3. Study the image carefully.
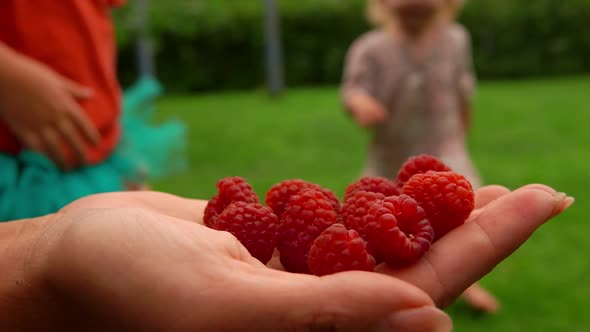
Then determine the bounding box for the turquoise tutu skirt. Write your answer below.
[0,76,186,221]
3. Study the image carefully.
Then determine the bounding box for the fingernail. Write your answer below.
[374,307,452,332]
[553,192,567,203]
[563,196,575,210]
[551,192,574,217]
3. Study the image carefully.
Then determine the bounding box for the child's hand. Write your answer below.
[346,92,387,127]
[0,55,99,169]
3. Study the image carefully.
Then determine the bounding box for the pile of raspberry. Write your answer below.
[204,154,475,276]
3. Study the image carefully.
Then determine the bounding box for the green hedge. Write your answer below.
[114,0,590,92]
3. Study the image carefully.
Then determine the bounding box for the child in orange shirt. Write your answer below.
[0,0,184,220]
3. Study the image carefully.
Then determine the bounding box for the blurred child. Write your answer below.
[341,0,498,312]
[0,0,185,221]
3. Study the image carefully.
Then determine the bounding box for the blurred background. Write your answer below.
[114,1,588,330]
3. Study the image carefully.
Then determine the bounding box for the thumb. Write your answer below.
[62,79,94,99]
[246,270,451,331]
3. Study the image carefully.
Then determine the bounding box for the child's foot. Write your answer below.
[125,182,150,191]
[462,283,500,313]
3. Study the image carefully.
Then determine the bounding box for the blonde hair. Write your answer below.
[367,0,466,27]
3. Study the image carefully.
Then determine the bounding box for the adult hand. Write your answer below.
[1,184,572,331]
[3,192,448,332]
[378,184,573,307]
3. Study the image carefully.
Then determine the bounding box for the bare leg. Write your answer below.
[125,182,150,191]
[461,282,500,313]
[125,169,150,191]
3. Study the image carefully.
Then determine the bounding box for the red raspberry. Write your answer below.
[341,191,385,239]
[277,189,339,273]
[266,179,340,218]
[363,195,434,267]
[402,171,474,241]
[204,177,259,228]
[343,177,399,203]
[395,154,451,192]
[204,194,222,228]
[308,224,376,276]
[215,202,279,264]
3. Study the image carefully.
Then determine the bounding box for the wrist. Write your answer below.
[0,215,56,329]
[0,43,50,95]
[0,43,26,87]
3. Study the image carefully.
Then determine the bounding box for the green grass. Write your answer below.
[153,76,589,331]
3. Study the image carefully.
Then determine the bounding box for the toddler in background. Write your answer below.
[341,0,497,312]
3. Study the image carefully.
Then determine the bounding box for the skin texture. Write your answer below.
[0,43,99,169]
[381,0,445,36]
[0,184,573,331]
[344,91,388,128]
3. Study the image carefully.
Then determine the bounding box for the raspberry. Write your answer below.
[215,202,279,264]
[395,154,451,192]
[341,191,385,239]
[343,177,399,203]
[204,194,222,228]
[204,176,259,228]
[266,179,340,218]
[402,171,474,241]
[308,224,376,276]
[363,195,434,267]
[277,189,339,273]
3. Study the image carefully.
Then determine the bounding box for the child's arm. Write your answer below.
[341,39,387,128]
[0,43,99,169]
[460,101,472,133]
[343,91,387,128]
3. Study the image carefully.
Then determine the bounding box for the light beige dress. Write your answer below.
[341,23,482,188]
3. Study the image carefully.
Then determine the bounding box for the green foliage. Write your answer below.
[462,0,590,78]
[115,0,590,91]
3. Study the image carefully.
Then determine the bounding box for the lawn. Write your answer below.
[153,76,589,331]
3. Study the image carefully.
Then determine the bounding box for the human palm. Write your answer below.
[19,184,571,331]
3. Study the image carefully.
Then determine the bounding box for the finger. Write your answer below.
[41,128,67,169]
[266,249,285,270]
[474,185,510,209]
[65,102,100,146]
[17,131,44,152]
[63,78,94,99]
[384,306,452,332]
[468,185,511,221]
[58,119,88,165]
[61,191,207,224]
[510,184,574,217]
[515,183,556,196]
[386,186,573,308]
[461,283,500,313]
[211,269,439,331]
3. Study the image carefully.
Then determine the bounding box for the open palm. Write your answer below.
[18,184,570,331]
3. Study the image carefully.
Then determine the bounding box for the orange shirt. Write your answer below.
[0,0,125,165]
